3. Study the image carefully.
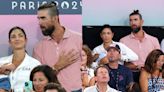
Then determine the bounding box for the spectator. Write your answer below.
[105,44,134,92]
[30,65,60,92]
[0,26,41,91]
[84,65,117,92]
[33,2,82,92]
[81,45,94,89]
[139,49,164,92]
[120,10,160,83]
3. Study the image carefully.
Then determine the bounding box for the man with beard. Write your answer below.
[120,10,160,83]
[33,2,82,92]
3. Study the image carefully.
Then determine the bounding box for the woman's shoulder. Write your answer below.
[140,69,150,78]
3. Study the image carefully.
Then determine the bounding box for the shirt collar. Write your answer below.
[129,31,148,39]
[95,84,111,92]
[10,53,28,69]
[102,40,115,45]
[63,28,70,39]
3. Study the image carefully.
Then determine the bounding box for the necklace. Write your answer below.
[105,64,119,90]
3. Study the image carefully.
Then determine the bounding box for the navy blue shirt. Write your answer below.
[105,64,133,92]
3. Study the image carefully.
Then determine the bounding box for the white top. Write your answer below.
[0,53,41,92]
[84,84,118,92]
[161,39,164,52]
[87,67,94,82]
[92,41,138,64]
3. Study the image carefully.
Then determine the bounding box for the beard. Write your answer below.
[131,26,141,33]
[41,25,54,36]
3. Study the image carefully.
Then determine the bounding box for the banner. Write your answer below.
[0,0,82,14]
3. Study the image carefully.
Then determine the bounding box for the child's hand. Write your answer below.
[0,63,16,74]
[4,63,16,70]
[0,66,6,74]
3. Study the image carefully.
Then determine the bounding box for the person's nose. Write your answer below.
[38,20,42,25]
[15,36,20,41]
[34,80,40,85]
[38,19,44,25]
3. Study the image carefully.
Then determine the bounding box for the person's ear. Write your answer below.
[94,76,98,81]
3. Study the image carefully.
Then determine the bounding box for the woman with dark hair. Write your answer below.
[30,65,60,92]
[140,49,164,92]
[0,26,41,91]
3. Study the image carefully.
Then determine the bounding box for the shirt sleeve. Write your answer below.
[153,37,160,49]
[119,43,138,62]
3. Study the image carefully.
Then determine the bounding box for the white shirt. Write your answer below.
[161,39,164,52]
[0,53,41,92]
[84,84,118,92]
[92,41,138,64]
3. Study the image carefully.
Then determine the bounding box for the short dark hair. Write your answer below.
[129,10,142,19]
[100,24,113,33]
[94,65,109,76]
[144,49,164,73]
[30,65,60,90]
[44,83,66,92]
[9,26,27,40]
[38,2,59,16]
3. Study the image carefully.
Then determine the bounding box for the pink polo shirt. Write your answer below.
[120,32,160,66]
[33,29,82,92]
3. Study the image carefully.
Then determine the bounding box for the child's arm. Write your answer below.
[3,63,16,71]
[0,63,16,74]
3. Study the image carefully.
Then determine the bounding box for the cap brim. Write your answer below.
[106,47,120,52]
